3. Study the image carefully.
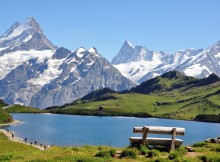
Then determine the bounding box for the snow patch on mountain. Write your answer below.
[0,50,54,80]
[28,58,65,86]
[184,64,211,77]
[114,59,162,83]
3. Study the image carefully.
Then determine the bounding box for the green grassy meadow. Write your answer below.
[0,102,13,124]
[0,132,220,162]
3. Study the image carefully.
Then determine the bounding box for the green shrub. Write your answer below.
[121,148,138,159]
[139,145,148,155]
[199,154,220,162]
[154,146,170,152]
[168,147,187,161]
[176,146,187,156]
[147,150,159,158]
[168,151,179,160]
[109,149,116,157]
[95,149,116,158]
[215,147,220,152]
[192,142,206,147]
[0,154,13,161]
[199,155,208,162]
[211,145,220,152]
[95,150,111,158]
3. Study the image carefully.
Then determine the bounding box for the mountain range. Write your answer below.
[0,17,220,109]
[0,17,134,108]
[112,40,220,84]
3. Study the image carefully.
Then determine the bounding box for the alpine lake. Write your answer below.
[3,113,220,147]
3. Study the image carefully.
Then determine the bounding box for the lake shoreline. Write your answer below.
[11,111,220,124]
[5,105,220,123]
[0,120,22,127]
[0,121,45,150]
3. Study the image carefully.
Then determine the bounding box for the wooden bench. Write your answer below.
[130,126,185,150]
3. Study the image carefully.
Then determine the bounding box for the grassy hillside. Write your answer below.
[48,71,220,121]
[0,102,40,124]
[0,132,220,161]
[0,101,13,124]
[5,105,41,113]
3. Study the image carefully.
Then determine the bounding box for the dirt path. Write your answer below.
[0,121,47,151]
[2,104,14,109]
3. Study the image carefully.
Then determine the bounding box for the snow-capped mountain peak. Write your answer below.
[0,17,41,42]
[113,40,220,84]
[111,40,136,64]
[25,16,43,33]
[0,17,57,54]
[124,40,134,48]
[88,47,98,53]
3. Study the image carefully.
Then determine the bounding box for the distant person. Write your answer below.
[11,132,14,139]
[44,144,47,150]
[24,138,27,142]
[34,140,37,145]
[7,129,9,133]
[30,141,33,145]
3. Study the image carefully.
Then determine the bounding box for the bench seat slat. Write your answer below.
[133,126,185,135]
[130,137,183,147]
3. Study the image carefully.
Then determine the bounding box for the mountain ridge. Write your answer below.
[112,40,220,84]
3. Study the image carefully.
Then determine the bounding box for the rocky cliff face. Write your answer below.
[0,18,135,109]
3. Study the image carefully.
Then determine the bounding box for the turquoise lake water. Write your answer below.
[4,113,220,147]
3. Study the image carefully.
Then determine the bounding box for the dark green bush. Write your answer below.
[95,149,116,158]
[109,149,116,157]
[192,142,206,147]
[215,147,220,152]
[147,150,159,158]
[139,145,148,155]
[199,154,220,162]
[199,155,208,162]
[211,145,220,152]
[121,148,138,159]
[95,150,110,158]
[168,152,179,160]
[154,146,170,152]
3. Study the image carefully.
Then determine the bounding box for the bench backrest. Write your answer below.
[133,126,185,136]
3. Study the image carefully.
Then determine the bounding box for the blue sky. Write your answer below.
[0,0,220,61]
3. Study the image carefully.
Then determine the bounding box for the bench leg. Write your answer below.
[170,128,177,150]
[142,127,149,145]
